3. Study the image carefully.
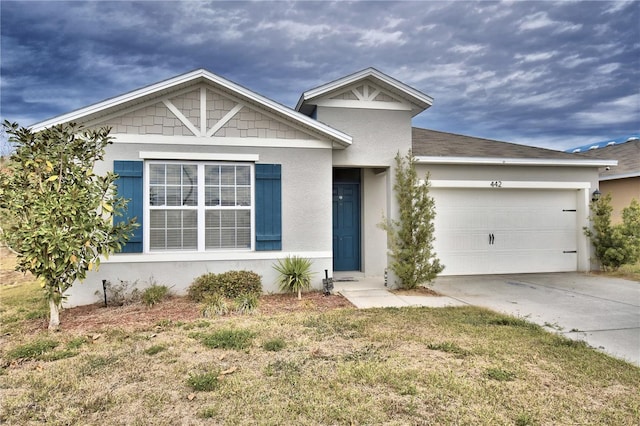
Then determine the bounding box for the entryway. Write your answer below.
[333,168,361,271]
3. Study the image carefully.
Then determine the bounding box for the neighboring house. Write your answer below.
[571,138,640,223]
[30,68,614,306]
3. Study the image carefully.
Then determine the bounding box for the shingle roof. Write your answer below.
[573,139,640,178]
[412,127,581,160]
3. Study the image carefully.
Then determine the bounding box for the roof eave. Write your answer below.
[599,172,640,181]
[415,156,618,167]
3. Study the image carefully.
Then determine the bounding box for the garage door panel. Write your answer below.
[432,188,578,275]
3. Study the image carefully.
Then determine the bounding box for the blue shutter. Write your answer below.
[114,161,143,253]
[255,164,282,251]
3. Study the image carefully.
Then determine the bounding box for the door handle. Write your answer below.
[489,233,495,245]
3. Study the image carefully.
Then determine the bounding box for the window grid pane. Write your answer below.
[149,162,252,251]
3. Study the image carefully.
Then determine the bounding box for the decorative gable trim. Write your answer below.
[30,69,352,147]
[296,67,433,117]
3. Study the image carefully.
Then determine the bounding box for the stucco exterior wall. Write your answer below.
[599,177,639,224]
[65,139,333,307]
[362,168,390,277]
[317,107,413,167]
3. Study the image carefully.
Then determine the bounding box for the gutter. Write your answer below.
[415,156,618,168]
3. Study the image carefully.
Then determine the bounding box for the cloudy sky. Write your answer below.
[1,0,638,151]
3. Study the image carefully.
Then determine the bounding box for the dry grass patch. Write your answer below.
[1,304,639,425]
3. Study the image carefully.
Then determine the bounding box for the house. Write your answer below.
[30,68,614,306]
[570,137,640,223]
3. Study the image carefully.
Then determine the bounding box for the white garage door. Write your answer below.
[431,188,578,275]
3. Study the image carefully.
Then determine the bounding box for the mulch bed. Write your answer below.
[52,291,355,332]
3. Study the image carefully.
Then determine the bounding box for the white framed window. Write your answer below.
[145,161,254,252]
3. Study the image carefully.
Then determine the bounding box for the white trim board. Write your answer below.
[139,151,259,162]
[416,156,617,168]
[428,180,592,189]
[103,251,333,264]
[112,134,335,149]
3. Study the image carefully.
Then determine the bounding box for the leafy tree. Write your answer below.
[380,151,443,289]
[0,121,136,329]
[584,194,640,271]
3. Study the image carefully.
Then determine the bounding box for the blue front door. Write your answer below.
[333,183,360,271]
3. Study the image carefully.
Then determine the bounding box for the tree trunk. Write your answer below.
[48,298,60,330]
[297,288,301,300]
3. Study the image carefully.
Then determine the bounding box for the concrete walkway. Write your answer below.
[333,275,466,309]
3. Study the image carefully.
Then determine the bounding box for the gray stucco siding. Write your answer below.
[64,141,334,307]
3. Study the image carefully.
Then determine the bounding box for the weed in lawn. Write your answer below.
[426,341,470,358]
[265,359,302,379]
[262,338,286,352]
[199,406,219,419]
[342,344,387,362]
[515,411,536,426]
[39,349,78,362]
[5,338,59,361]
[303,312,364,338]
[486,367,517,381]
[66,337,87,350]
[144,345,166,356]
[191,328,255,350]
[187,371,220,391]
[550,335,590,349]
[80,354,120,376]
[488,316,540,330]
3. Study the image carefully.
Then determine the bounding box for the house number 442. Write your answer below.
[490,181,503,188]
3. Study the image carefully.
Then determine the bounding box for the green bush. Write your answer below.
[584,196,640,271]
[142,284,170,307]
[188,271,262,301]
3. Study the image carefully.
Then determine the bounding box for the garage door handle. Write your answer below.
[489,233,495,245]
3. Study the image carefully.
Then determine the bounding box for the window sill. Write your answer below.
[105,251,332,263]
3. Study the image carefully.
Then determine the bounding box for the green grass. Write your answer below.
[191,328,255,350]
[1,282,639,425]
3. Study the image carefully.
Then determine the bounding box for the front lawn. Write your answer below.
[1,280,638,425]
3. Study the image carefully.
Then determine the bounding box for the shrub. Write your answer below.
[188,271,262,301]
[201,293,230,317]
[234,292,259,314]
[379,151,443,289]
[142,284,170,307]
[585,196,640,271]
[273,256,314,300]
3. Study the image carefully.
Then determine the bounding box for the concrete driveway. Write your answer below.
[431,273,640,366]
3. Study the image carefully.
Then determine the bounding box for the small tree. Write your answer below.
[584,194,640,271]
[0,121,136,329]
[380,151,443,289]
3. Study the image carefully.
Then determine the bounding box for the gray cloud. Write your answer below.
[1,0,638,150]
